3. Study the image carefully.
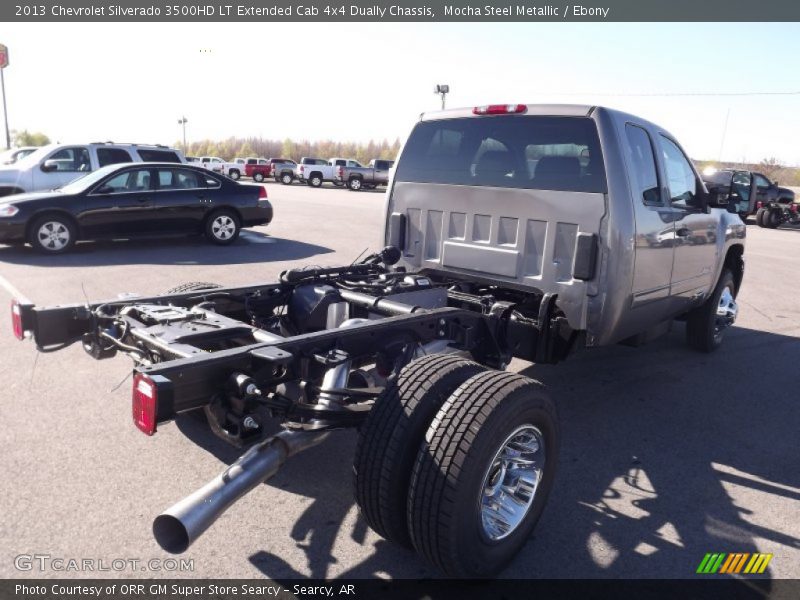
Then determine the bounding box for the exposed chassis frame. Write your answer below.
[16,273,573,431]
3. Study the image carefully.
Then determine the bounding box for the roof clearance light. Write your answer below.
[473,104,527,115]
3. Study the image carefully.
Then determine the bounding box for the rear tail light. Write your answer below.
[473,104,527,115]
[11,298,24,340]
[132,373,158,435]
[337,166,343,178]
[299,165,304,174]
[258,186,267,199]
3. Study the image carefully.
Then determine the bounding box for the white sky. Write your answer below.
[2,22,799,164]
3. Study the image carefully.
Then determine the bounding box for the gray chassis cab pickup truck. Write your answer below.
[12,104,744,578]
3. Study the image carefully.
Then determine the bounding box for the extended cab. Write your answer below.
[0,142,185,197]
[338,159,394,191]
[12,104,745,579]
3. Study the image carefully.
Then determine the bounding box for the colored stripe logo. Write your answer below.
[696,553,773,574]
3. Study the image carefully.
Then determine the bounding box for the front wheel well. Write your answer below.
[723,244,745,294]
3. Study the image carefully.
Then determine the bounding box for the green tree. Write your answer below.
[13,130,50,146]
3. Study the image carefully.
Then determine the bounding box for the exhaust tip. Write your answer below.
[153,514,190,554]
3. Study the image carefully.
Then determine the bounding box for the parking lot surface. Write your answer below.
[1,182,798,580]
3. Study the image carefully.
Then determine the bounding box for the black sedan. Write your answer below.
[0,163,273,253]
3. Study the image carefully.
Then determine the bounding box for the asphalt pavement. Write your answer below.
[0,182,798,581]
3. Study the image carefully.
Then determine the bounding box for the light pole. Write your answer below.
[0,44,10,150]
[177,116,188,154]
[434,84,449,110]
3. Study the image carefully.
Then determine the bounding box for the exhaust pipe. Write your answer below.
[153,429,328,553]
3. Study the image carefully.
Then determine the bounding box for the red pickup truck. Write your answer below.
[243,158,271,182]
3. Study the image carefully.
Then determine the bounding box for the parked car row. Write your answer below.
[190,154,395,190]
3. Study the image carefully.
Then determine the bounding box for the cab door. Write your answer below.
[657,135,718,307]
[625,124,675,309]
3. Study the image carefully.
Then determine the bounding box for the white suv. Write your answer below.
[0,142,186,197]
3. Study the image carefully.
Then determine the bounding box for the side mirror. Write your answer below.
[704,183,730,208]
[40,160,59,173]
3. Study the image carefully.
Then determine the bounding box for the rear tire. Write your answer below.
[229,170,241,180]
[755,207,767,227]
[281,173,293,185]
[308,174,323,188]
[763,207,781,229]
[407,370,559,577]
[353,355,485,548]
[348,177,363,191]
[29,214,76,254]
[204,209,240,245]
[685,269,737,353]
[253,172,264,183]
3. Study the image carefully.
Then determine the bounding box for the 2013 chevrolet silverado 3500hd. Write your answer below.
[11,104,745,578]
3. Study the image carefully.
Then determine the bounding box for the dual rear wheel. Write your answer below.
[353,354,558,577]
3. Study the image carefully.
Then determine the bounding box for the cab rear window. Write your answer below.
[395,116,607,193]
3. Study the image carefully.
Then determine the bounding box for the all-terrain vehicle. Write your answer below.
[11,104,745,577]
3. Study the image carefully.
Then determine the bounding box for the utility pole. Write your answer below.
[434,84,450,110]
[178,116,188,154]
[0,44,10,150]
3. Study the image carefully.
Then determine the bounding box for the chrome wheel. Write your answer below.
[230,171,240,180]
[480,424,545,541]
[350,178,362,190]
[281,174,292,184]
[310,176,322,187]
[714,285,737,342]
[211,215,236,240]
[37,221,70,251]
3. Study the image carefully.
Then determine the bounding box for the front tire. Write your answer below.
[29,215,76,254]
[204,210,240,245]
[308,174,323,188]
[353,355,485,548]
[685,269,737,353]
[408,370,559,577]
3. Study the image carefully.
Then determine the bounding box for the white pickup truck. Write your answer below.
[295,157,362,188]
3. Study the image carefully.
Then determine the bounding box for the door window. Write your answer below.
[659,136,697,206]
[754,174,771,189]
[47,147,91,172]
[731,171,751,202]
[157,169,203,190]
[625,124,661,205]
[97,148,133,167]
[136,149,181,163]
[101,169,152,193]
